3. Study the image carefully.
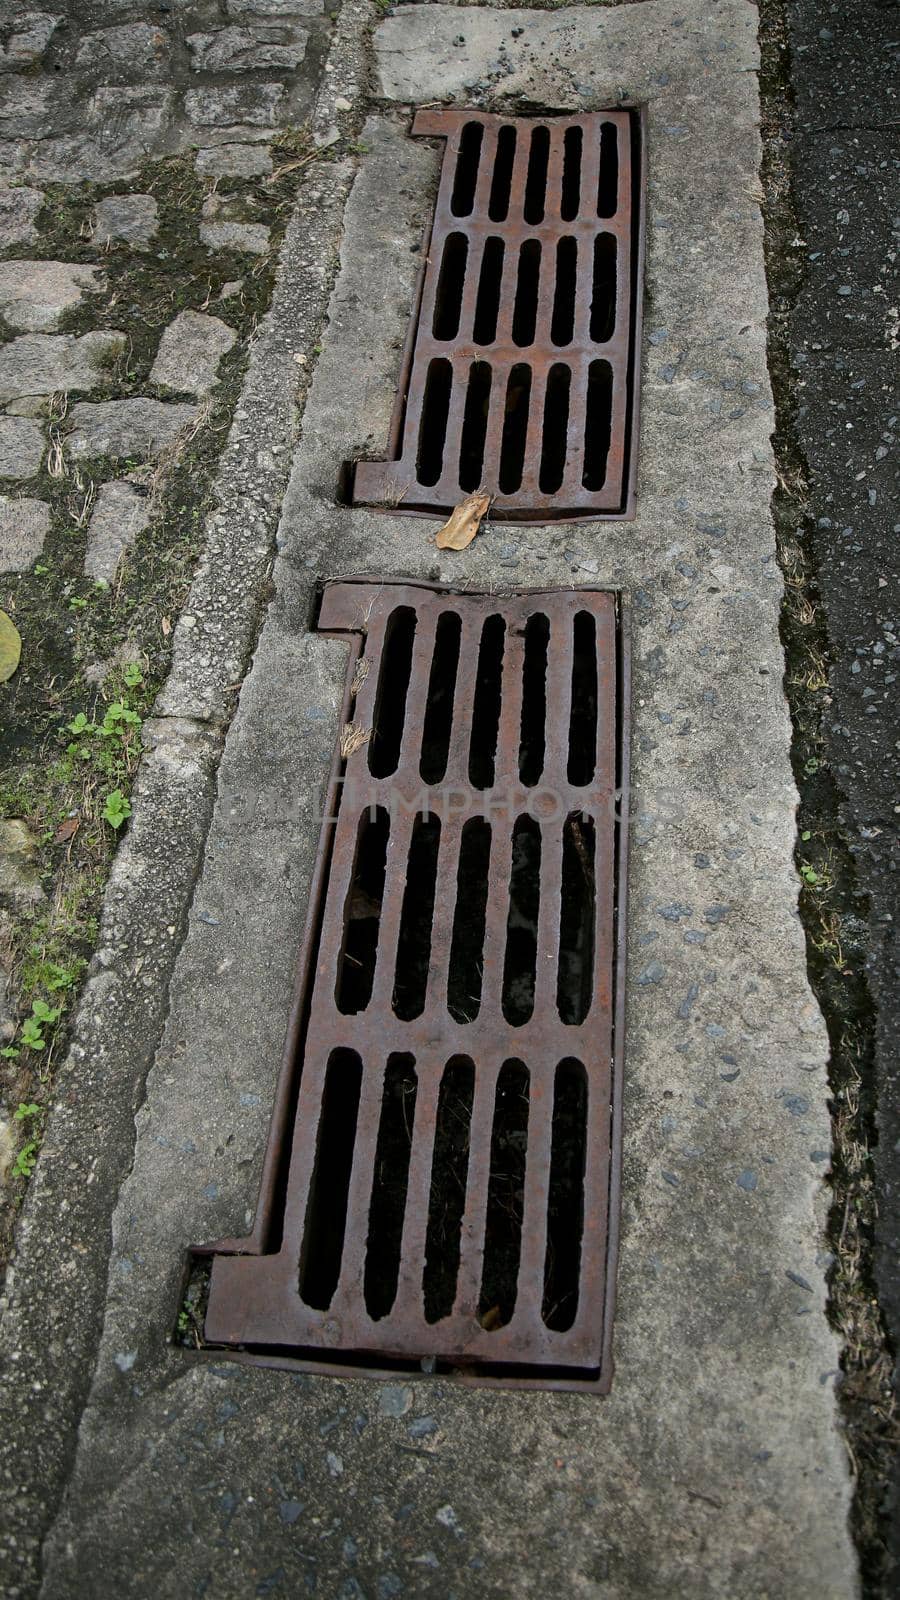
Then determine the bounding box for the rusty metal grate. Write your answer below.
[350,109,644,523]
[195,578,630,1389]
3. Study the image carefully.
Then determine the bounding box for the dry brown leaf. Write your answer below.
[434,490,491,551]
[340,721,371,758]
[161,615,171,636]
[54,816,80,844]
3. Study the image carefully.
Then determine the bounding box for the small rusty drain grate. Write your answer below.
[351,109,644,522]
[196,579,629,1389]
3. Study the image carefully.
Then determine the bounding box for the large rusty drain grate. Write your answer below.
[195,579,629,1389]
[351,109,644,522]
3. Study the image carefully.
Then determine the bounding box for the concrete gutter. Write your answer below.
[2,4,858,1596]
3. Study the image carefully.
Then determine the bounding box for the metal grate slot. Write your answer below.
[351,109,644,522]
[196,579,630,1389]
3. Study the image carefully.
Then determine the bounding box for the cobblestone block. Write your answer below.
[0,414,43,477]
[0,187,44,249]
[194,143,272,179]
[0,492,48,570]
[187,24,309,74]
[0,260,103,333]
[0,330,125,404]
[75,24,171,82]
[150,310,236,397]
[92,193,159,250]
[65,397,197,462]
[0,12,61,72]
[83,479,150,581]
[183,82,286,130]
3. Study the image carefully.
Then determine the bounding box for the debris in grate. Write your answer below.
[350,109,645,523]
[193,578,630,1390]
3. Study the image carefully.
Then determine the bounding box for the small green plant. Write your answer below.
[103,789,131,829]
[800,864,820,886]
[68,596,88,612]
[19,998,62,1051]
[100,701,140,737]
[34,564,48,576]
[122,662,143,689]
[13,1141,38,1179]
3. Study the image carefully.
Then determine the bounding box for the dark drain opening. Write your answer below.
[298,1049,362,1310]
[542,1058,588,1331]
[447,817,492,1023]
[498,365,532,495]
[590,235,617,344]
[539,364,571,494]
[519,613,549,786]
[561,126,582,221]
[478,1060,530,1330]
[557,815,596,1025]
[469,613,506,788]
[524,125,550,224]
[364,1055,418,1321]
[370,606,416,778]
[336,807,389,1015]
[488,125,516,221]
[582,360,613,491]
[433,233,469,341]
[473,237,505,345]
[512,238,541,348]
[417,358,453,487]
[551,237,578,348]
[420,610,462,783]
[459,361,492,491]
[502,815,541,1026]
[597,121,619,217]
[451,121,483,216]
[568,609,598,785]
[423,1055,475,1323]
[393,814,441,1021]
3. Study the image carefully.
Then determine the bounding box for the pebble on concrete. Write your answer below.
[0,330,125,405]
[149,310,237,398]
[92,194,159,252]
[0,416,44,479]
[0,493,49,571]
[83,481,150,583]
[0,260,104,334]
[65,398,198,463]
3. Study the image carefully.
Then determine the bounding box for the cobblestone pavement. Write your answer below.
[0,2,344,1243]
[0,1,335,183]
